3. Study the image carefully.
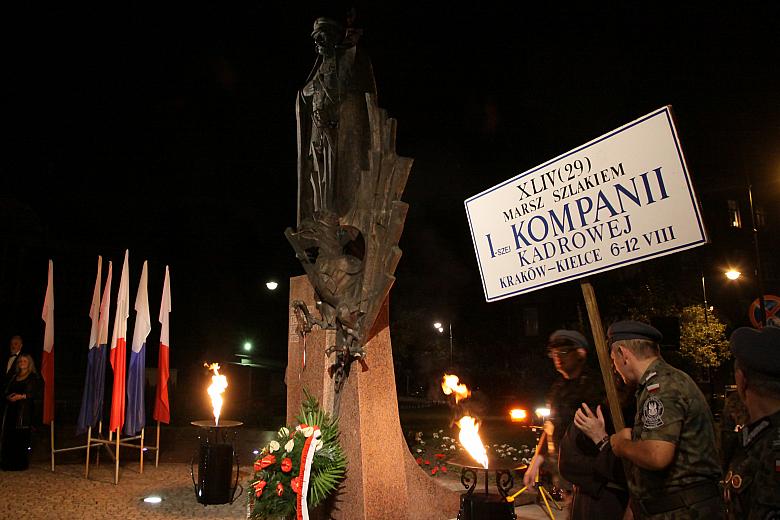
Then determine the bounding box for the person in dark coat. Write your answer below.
[1,354,41,470]
[561,376,636,519]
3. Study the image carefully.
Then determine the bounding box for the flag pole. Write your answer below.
[85,426,92,478]
[139,427,144,473]
[115,432,120,485]
[155,420,160,467]
[96,421,102,468]
[50,421,55,472]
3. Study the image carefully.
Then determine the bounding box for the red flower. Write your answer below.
[276,482,284,497]
[435,453,445,460]
[281,457,293,473]
[431,466,438,475]
[440,465,448,473]
[291,476,303,494]
[253,480,267,497]
[257,454,276,470]
[424,459,430,465]
[415,457,422,465]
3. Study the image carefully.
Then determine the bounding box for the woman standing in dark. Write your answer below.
[1,354,41,470]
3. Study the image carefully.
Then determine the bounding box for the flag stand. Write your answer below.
[88,426,159,484]
[49,420,113,474]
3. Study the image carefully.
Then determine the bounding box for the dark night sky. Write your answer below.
[2,4,779,376]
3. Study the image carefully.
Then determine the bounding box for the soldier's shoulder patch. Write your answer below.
[642,396,665,429]
[647,383,660,393]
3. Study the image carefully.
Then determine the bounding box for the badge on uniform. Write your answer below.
[642,396,664,429]
[647,383,660,393]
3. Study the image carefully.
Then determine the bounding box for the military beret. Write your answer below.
[607,320,663,344]
[730,326,780,377]
[548,329,589,350]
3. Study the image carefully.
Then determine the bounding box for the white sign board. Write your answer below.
[465,106,707,302]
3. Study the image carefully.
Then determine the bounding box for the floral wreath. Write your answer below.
[248,391,346,520]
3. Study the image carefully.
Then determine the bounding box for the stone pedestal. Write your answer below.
[286,275,460,520]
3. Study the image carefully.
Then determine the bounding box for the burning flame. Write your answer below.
[205,363,228,426]
[441,374,471,403]
[457,416,489,469]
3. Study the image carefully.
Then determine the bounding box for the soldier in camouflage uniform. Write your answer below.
[724,326,780,519]
[524,330,605,503]
[606,321,723,519]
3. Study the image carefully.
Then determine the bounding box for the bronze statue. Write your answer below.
[286,15,411,395]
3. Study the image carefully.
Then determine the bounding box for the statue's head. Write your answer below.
[311,17,343,55]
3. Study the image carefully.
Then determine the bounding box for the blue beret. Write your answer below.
[548,329,589,350]
[730,326,780,377]
[607,320,663,344]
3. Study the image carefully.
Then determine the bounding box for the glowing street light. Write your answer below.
[433,321,453,365]
[265,281,279,291]
[725,269,742,281]
[243,342,252,352]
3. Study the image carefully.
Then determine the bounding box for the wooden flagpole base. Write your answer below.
[155,421,160,467]
[50,421,55,472]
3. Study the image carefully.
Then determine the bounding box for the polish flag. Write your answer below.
[41,260,55,425]
[109,250,130,433]
[76,256,108,434]
[153,266,171,424]
[125,260,150,435]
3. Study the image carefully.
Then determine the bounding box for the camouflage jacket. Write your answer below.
[724,408,780,519]
[627,358,721,501]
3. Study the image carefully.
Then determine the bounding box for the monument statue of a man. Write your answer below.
[296,17,377,225]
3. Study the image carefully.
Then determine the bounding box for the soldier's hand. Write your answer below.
[573,403,607,444]
[610,427,632,456]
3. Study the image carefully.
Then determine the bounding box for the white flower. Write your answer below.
[285,439,295,453]
[279,427,290,437]
[450,445,456,450]
[315,439,324,452]
[416,448,423,453]
[433,433,439,439]
[302,426,315,438]
[269,441,280,453]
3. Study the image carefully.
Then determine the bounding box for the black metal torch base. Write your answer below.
[458,493,517,520]
[195,443,234,505]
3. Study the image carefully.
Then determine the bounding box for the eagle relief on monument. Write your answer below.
[285,15,412,394]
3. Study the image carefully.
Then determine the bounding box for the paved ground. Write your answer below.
[1,423,564,519]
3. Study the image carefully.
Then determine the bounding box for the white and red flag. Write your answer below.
[125,260,150,435]
[41,259,55,425]
[109,250,130,433]
[153,266,171,424]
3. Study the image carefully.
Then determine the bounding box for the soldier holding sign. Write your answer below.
[723,326,780,519]
[604,321,723,518]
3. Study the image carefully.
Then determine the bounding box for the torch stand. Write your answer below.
[190,420,243,506]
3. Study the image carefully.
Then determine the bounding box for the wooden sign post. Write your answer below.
[580,279,624,430]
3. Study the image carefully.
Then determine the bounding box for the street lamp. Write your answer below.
[433,321,453,366]
[243,341,252,352]
[725,269,741,281]
[265,281,279,291]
